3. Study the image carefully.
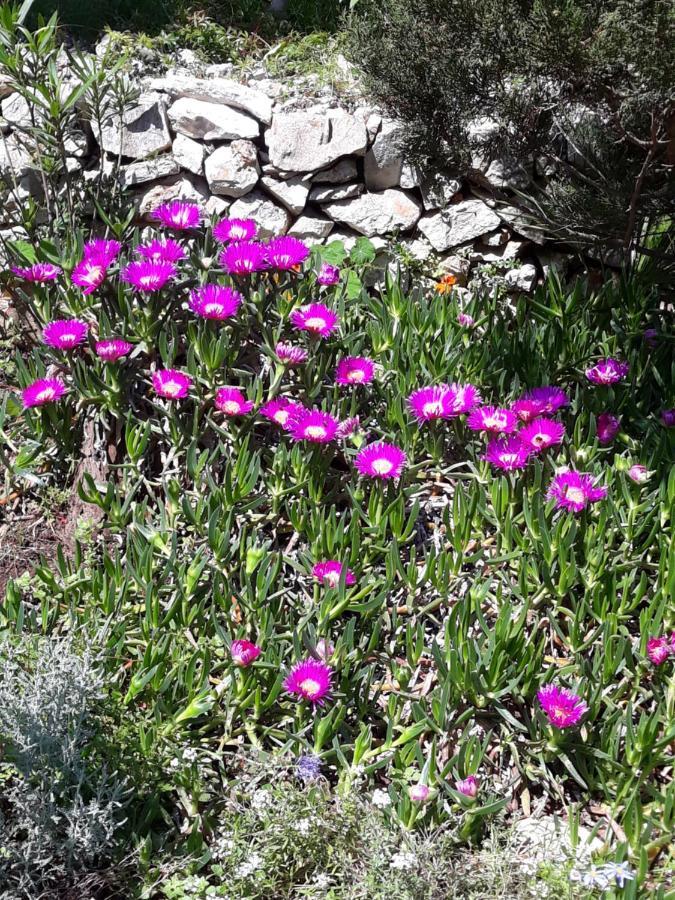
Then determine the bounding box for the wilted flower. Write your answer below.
[455,776,479,798]
[189,284,242,320]
[296,753,322,782]
[290,409,339,443]
[266,235,310,270]
[312,561,356,588]
[408,385,453,422]
[290,303,339,338]
[335,356,375,386]
[646,636,671,666]
[136,238,186,263]
[220,240,268,275]
[627,464,650,483]
[408,783,430,803]
[457,312,475,327]
[215,387,254,416]
[596,412,620,444]
[71,258,108,294]
[355,442,407,479]
[537,683,588,728]
[12,262,62,282]
[152,369,192,400]
[518,417,565,452]
[22,377,67,408]
[484,435,531,470]
[585,358,629,385]
[467,405,517,434]
[284,658,333,705]
[547,470,607,512]
[83,238,121,266]
[336,416,360,438]
[259,398,305,429]
[230,639,261,667]
[43,319,88,350]
[152,200,201,230]
[661,409,675,427]
[275,342,308,365]
[122,260,176,292]
[213,217,257,243]
[95,339,133,361]
[317,262,340,285]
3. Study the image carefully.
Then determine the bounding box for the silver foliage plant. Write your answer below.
[0,636,127,897]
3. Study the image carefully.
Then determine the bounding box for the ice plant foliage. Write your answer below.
[136,238,186,263]
[212,217,257,243]
[484,435,531,471]
[220,241,268,275]
[230,639,262,667]
[152,369,192,400]
[189,284,242,321]
[43,319,88,350]
[335,357,375,386]
[547,471,607,512]
[265,236,310,270]
[152,201,201,230]
[275,342,308,365]
[122,260,176,292]
[284,658,333,705]
[466,405,517,434]
[316,262,340,285]
[95,339,133,362]
[215,388,254,416]
[290,409,339,443]
[518,417,565,452]
[312,561,356,588]
[537,684,588,728]
[290,303,339,338]
[585,358,629,385]
[355,442,407,479]
[12,262,62,282]
[22,377,67,408]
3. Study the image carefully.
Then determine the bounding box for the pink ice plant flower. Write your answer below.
[212,217,257,243]
[95,339,133,362]
[408,385,453,422]
[335,356,375,386]
[336,416,360,438]
[22,377,67,408]
[220,240,268,275]
[284,658,333,705]
[152,201,201,230]
[646,637,671,666]
[122,260,176,292]
[136,238,186,264]
[265,235,310,270]
[537,683,588,729]
[518,417,565,453]
[628,464,650,484]
[71,258,108,294]
[457,312,475,327]
[455,776,479,798]
[316,263,340,286]
[355,442,407,479]
[547,470,607,512]
[290,409,339,443]
[12,262,62,282]
[409,784,430,803]
[189,284,242,321]
[444,382,481,416]
[484,435,532,470]
[215,387,254,416]
[152,369,192,400]
[230,639,262,667]
[259,398,306,429]
[513,386,569,421]
[585,358,629,385]
[83,239,121,266]
[661,409,675,427]
[275,342,308,365]
[467,405,518,434]
[290,303,339,338]
[312,561,356,588]
[43,319,88,350]
[596,412,620,444]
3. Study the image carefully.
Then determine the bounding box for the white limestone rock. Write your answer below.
[312,158,358,184]
[137,175,208,217]
[309,182,363,203]
[505,263,538,292]
[289,213,334,240]
[120,155,180,188]
[497,204,547,244]
[421,172,462,210]
[228,190,292,238]
[204,140,260,198]
[97,92,171,160]
[260,174,310,215]
[417,198,501,251]
[363,118,405,190]
[172,133,206,175]
[147,74,273,124]
[265,108,368,173]
[323,189,422,237]
[168,97,259,141]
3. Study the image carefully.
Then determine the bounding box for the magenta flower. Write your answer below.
[355,442,407,479]
[518,417,565,452]
[12,262,62,282]
[315,638,335,661]
[484,435,531,470]
[290,409,339,443]
[512,398,545,424]
[627,464,650,484]
[596,412,620,444]
[290,303,339,339]
[259,398,306,429]
[95,339,133,362]
[409,784,430,803]
[265,236,310,270]
[408,385,452,422]
[284,658,333,705]
[152,201,201,230]
[136,238,186,264]
[71,258,108,294]
[514,386,569,421]
[312,561,356,588]
[152,369,192,400]
[317,263,340,286]
[335,357,375,386]
[22,377,67,408]
[215,387,254,416]
[455,776,479,798]
[585,358,629,385]
[646,637,672,666]
[457,312,475,327]
[230,639,262,667]
[537,683,588,729]
[213,217,257,243]
[466,405,517,434]
[83,239,121,266]
[43,319,88,350]
[661,409,675,428]
[336,416,360,438]
[444,382,481,416]
[122,260,176,292]
[547,470,607,512]
[189,284,242,321]
[220,241,268,275]
[275,342,308,365]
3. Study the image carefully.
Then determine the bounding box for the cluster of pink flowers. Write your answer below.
[537,683,588,728]
[646,634,675,666]
[218,231,310,275]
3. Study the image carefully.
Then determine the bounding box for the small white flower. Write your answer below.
[236,851,263,879]
[390,850,417,871]
[182,747,198,763]
[293,817,312,835]
[371,788,391,809]
[313,872,332,889]
[251,789,269,813]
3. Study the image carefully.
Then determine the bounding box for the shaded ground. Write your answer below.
[0,496,64,597]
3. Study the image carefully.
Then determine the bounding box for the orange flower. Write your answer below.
[435,274,457,294]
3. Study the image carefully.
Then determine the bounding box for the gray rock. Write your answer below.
[421,172,462,210]
[147,74,273,124]
[483,230,510,247]
[227,190,292,238]
[472,240,525,264]
[120,154,180,188]
[173,133,206,175]
[325,227,361,252]
[97,92,171,160]
[436,254,471,278]
[168,97,259,141]
[2,92,31,127]
[137,175,208,217]
[496,204,547,244]
[483,157,531,190]
[204,140,260,197]
[363,118,405,190]
[399,237,433,262]
[323,188,421,237]
[205,195,230,218]
[261,174,310,215]
[266,108,368,173]
[505,263,538,292]
[289,212,334,240]
[309,182,363,203]
[400,162,422,189]
[0,134,32,176]
[312,158,358,184]
[418,198,501,251]
[0,74,15,101]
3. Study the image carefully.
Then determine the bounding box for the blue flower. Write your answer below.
[295,753,322,783]
[600,861,636,888]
